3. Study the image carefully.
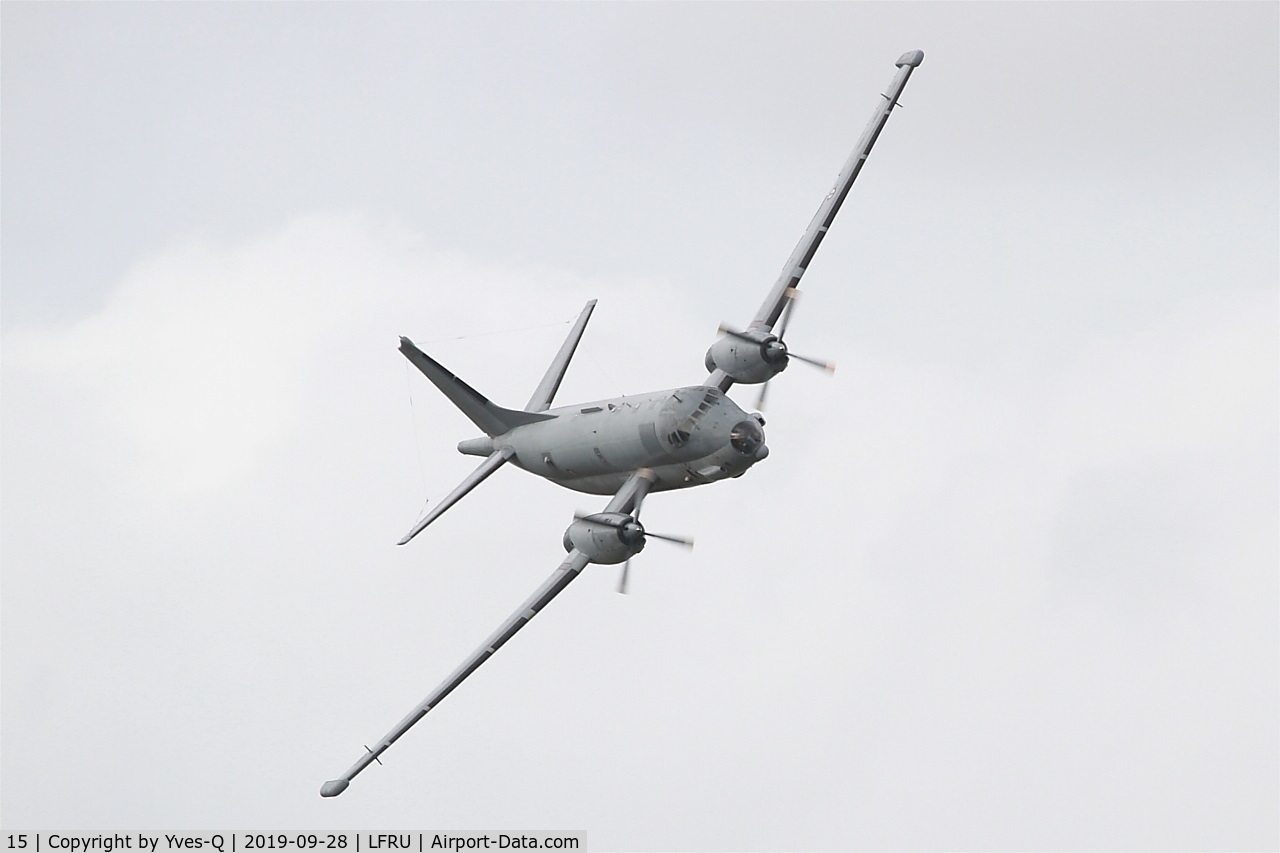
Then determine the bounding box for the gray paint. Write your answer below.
[525,299,597,412]
[705,52,922,392]
[6,6,1274,844]
[324,50,920,796]
[323,470,655,796]
[502,386,764,494]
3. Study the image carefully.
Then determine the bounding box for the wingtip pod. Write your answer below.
[320,778,349,798]
[896,49,925,68]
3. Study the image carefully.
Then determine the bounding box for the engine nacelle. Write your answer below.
[704,332,788,385]
[562,512,646,565]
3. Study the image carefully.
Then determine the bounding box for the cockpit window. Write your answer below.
[729,420,764,455]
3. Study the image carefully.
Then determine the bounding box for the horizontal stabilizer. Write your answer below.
[398,447,514,546]
[399,337,555,437]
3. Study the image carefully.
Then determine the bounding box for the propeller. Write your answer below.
[617,502,640,595]
[572,508,693,594]
[571,513,693,550]
[717,288,834,409]
[619,503,637,595]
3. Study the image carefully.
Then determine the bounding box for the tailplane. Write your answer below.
[397,447,513,545]
[396,302,597,544]
[398,337,555,437]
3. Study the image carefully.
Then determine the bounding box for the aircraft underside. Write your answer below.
[527,459,747,495]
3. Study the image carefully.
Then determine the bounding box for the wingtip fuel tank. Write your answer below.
[896,50,925,68]
[320,779,349,797]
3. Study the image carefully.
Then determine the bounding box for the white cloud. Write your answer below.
[6,212,696,495]
[3,2,1276,842]
[3,209,1275,847]
[10,213,378,490]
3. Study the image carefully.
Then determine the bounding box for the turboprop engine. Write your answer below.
[563,512,646,565]
[704,331,788,385]
[707,290,834,407]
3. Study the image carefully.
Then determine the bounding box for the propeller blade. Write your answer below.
[774,287,800,341]
[789,352,836,373]
[645,532,696,545]
[716,324,757,343]
[755,379,772,411]
[643,531,694,549]
[617,558,631,595]
[616,492,644,595]
[579,496,688,596]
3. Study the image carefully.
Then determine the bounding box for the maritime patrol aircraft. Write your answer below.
[322,49,924,798]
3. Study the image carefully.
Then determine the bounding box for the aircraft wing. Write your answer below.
[707,50,924,390]
[321,470,652,797]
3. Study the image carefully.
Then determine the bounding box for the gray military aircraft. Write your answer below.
[321,49,924,798]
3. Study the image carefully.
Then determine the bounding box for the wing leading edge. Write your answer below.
[707,49,924,392]
[319,548,591,798]
[321,470,653,797]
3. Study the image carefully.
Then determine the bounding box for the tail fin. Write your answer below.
[525,300,596,412]
[399,337,555,437]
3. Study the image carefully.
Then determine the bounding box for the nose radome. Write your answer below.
[729,419,765,455]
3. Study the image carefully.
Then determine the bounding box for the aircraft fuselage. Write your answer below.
[461,386,768,495]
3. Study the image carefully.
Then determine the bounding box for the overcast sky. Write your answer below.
[2,3,1277,850]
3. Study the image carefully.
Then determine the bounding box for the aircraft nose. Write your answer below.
[729,419,765,455]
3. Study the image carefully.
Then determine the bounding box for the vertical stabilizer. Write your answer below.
[525,300,597,412]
